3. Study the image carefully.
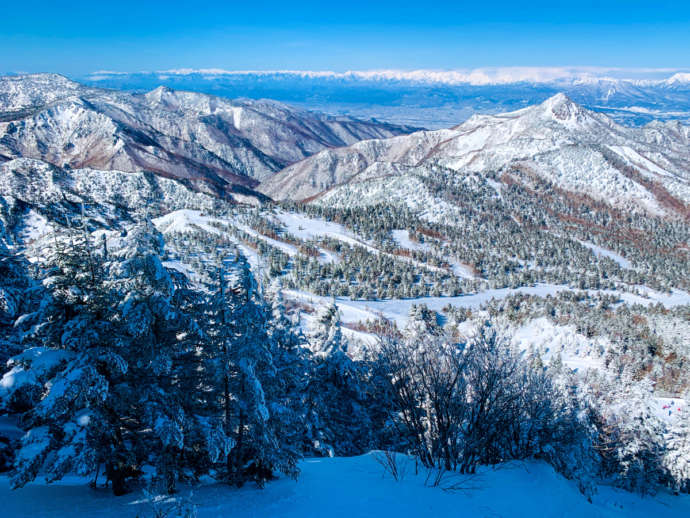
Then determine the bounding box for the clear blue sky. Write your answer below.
[3,0,690,75]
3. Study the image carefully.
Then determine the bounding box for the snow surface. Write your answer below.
[275,211,355,243]
[511,317,607,372]
[275,211,393,260]
[611,286,690,307]
[234,221,300,257]
[654,397,687,422]
[284,284,690,329]
[577,240,632,269]
[609,145,674,178]
[391,229,431,253]
[152,209,223,236]
[2,453,688,518]
[284,286,576,328]
[263,211,444,273]
[19,210,51,243]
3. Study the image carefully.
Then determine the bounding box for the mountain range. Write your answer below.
[2,74,688,226]
[261,93,690,220]
[79,69,690,128]
[1,73,689,508]
[0,74,415,200]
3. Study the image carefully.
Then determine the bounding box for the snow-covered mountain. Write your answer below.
[0,74,415,199]
[260,94,690,218]
[82,70,690,128]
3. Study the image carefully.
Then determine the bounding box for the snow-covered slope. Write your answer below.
[0,74,415,198]
[260,94,690,218]
[0,74,82,114]
[0,158,219,247]
[2,453,688,518]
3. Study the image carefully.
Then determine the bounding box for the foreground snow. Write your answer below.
[2,453,688,517]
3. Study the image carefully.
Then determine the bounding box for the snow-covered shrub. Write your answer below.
[378,321,598,495]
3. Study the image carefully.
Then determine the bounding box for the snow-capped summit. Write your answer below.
[541,92,574,110]
[664,72,690,86]
[0,73,82,113]
[539,93,589,123]
[143,85,176,104]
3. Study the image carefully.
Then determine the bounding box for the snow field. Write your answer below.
[2,453,688,518]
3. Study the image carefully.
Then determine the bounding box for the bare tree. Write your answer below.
[378,322,592,482]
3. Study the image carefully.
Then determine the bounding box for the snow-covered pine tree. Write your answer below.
[404,303,442,340]
[224,254,273,485]
[0,237,36,366]
[203,254,302,487]
[163,263,233,487]
[1,219,227,494]
[600,376,667,494]
[262,282,310,477]
[106,220,212,494]
[1,220,121,489]
[306,302,374,456]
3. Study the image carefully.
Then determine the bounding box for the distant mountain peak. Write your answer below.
[261,95,690,219]
[665,72,690,85]
[148,84,174,95]
[538,93,587,122]
[143,84,179,105]
[542,92,574,108]
[6,72,76,84]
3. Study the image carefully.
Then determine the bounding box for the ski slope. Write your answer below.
[577,240,632,269]
[284,284,690,329]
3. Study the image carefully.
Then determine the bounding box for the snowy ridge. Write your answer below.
[87,68,690,87]
[0,74,415,199]
[260,94,690,218]
[81,69,690,129]
[0,158,218,218]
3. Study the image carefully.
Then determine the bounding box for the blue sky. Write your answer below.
[3,1,690,75]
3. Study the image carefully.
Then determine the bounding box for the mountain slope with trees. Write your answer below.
[0,74,415,199]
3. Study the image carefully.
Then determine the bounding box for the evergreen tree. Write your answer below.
[601,377,666,494]
[306,303,374,456]
[0,238,35,366]
[203,255,301,487]
[3,221,121,489]
[263,283,310,473]
[663,394,690,493]
[1,221,227,494]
